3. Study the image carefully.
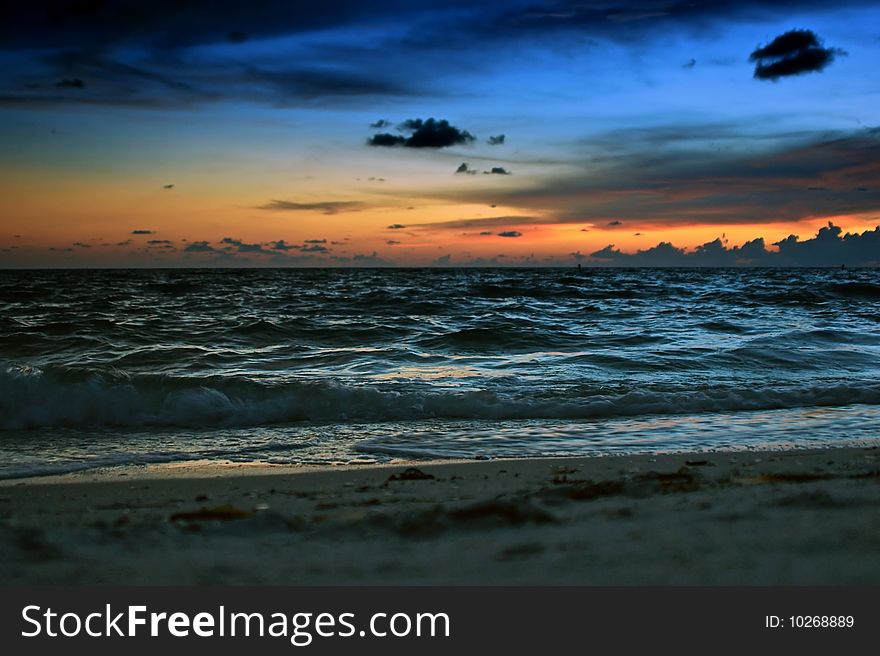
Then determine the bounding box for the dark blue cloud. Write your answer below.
[221,237,268,253]
[184,241,216,253]
[2,1,874,108]
[589,223,880,267]
[369,118,475,149]
[749,30,844,80]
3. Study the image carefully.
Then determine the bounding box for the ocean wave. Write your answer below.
[829,281,880,299]
[3,363,880,430]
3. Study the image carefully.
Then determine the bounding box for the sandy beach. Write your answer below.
[1,446,878,585]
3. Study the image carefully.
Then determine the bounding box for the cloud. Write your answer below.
[432,254,452,265]
[386,240,400,245]
[438,126,880,228]
[456,163,511,175]
[258,200,364,214]
[131,229,155,235]
[301,244,329,253]
[487,134,505,145]
[479,231,494,235]
[4,1,872,109]
[304,239,326,243]
[683,58,696,69]
[56,78,85,88]
[749,30,844,80]
[367,133,406,147]
[497,231,522,238]
[607,220,622,226]
[184,241,216,253]
[368,118,475,149]
[414,215,544,230]
[221,237,268,253]
[387,224,406,229]
[587,223,880,267]
[147,239,174,249]
[270,240,295,251]
[370,119,392,128]
[72,242,91,248]
[334,251,391,266]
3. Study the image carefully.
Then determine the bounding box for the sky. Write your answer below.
[1,0,879,267]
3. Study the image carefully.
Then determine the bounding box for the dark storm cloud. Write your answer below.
[0,1,452,50]
[749,30,844,80]
[439,126,880,228]
[131,229,155,235]
[258,200,364,214]
[487,135,505,146]
[3,1,874,108]
[368,118,475,149]
[587,223,880,267]
[772,222,880,266]
[5,1,869,52]
[492,1,874,40]
[497,231,522,238]
[484,167,511,175]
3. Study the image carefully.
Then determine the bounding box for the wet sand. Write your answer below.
[2,446,879,585]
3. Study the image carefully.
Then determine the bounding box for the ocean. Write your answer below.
[1,267,879,479]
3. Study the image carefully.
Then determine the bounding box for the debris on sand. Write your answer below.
[387,467,435,482]
[170,505,253,522]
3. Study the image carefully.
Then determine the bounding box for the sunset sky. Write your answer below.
[1,0,879,267]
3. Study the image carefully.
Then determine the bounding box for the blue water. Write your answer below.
[1,267,879,478]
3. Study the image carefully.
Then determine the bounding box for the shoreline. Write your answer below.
[2,445,879,585]
[5,437,879,486]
